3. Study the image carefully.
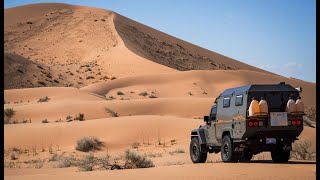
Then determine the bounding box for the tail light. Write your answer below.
[248,120,263,127]
[291,120,296,125]
[296,120,301,125]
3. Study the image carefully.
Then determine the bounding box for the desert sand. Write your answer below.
[4,3,316,180]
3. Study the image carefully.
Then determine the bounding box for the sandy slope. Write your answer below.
[5,3,280,89]
[4,3,175,89]
[81,70,316,107]
[4,161,316,180]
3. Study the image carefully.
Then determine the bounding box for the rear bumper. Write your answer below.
[242,126,303,139]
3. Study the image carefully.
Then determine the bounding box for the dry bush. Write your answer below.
[170,139,177,145]
[4,108,16,124]
[132,142,141,149]
[144,152,163,158]
[75,136,104,152]
[123,149,154,169]
[117,91,125,95]
[290,140,316,160]
[42,119,49,123]
[10,152,18,160]
[105,108,119,117]
[38,96,50,103]
[148,95,158,98]
[58,155,77,168]
[139,92,149,97]
[169,148,185,155]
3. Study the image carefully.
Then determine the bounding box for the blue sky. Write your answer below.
[5,0,316,83]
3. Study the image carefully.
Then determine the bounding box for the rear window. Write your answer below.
[235,95,243,106]
[223,97,230,108]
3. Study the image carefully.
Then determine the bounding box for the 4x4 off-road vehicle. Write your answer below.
[190,82,304,163]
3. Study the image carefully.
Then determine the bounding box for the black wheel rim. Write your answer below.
[192,144,198,160]
[223,143,229,159]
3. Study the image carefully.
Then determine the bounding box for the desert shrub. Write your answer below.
[10,152,18,160]
[144,152,163,158]
[38,96,50,103]
[123,149,154,169]
[66,115,73,120]
[139,92,148,97]
[75,113,85,121]
[75,136,104,152]
[111,77,116,80]
[48,153,61,162]
[4,108,16,124]
[169,149,185,155]
[77,152,95,171]
[34,159,45,169]
[58,155,77,168]
[132,142,140,149]
[188,92,193,96]
[42,119,49,123]
[117,91,125,95]
[290,140,316,160]
[148,95,158,98]
[105,108,119,117]
[170,139,177,145]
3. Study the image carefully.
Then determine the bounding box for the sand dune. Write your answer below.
[82,70,316,107]
[5,3,280,90]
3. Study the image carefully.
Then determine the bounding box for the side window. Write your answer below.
[235,95,243,106]
[223,97,230,108]
[210,106,217,121]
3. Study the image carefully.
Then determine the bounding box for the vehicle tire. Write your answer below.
[239,148,253,162]
[271,148,290,163]
[221,135,237,162]
[190,137,207,163]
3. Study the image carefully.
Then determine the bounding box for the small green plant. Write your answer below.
[139,92,149,97]
[75,136,104,152]
[38,96,50,103]
[75,113,85,121]
[42,119,49,123]
[105,108,119,117]
[4,108,16,124]
[117,91,125,95]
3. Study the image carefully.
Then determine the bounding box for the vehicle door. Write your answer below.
[206,105,219,145]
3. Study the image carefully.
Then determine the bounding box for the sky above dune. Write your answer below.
[4,0,316,83]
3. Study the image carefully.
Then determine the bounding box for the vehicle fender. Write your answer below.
[191,129,207,144]
[191,129,208,153]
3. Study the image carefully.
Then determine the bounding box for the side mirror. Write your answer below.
[295,87,302,92]
[204,116,210,123]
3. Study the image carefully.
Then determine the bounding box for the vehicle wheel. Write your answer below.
[239,148,253,162]
[190,137,207,163]
[271,148,290,163]
[221,135,237,162]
